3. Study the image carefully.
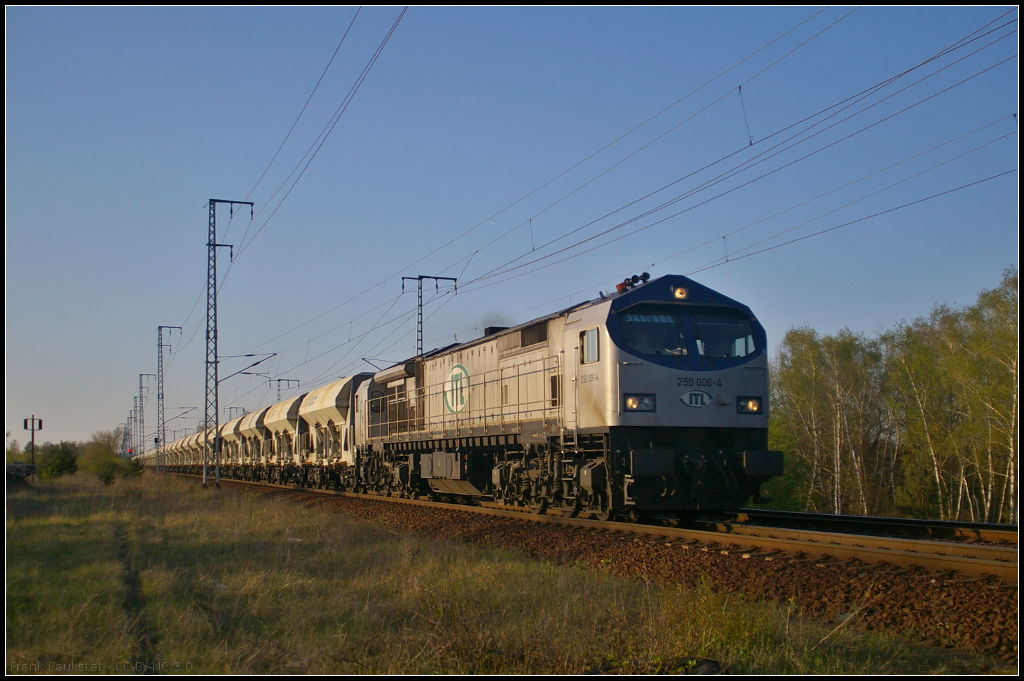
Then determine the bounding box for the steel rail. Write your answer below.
[736,508,1018,544]
[681,519,1015,563]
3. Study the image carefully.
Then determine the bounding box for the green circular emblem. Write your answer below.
[443,364,470,414]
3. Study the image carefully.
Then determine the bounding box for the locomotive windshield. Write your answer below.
[617,306,757,359]
[692,313,756,359]
[620,311,687,356]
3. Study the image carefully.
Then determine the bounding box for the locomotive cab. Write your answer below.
[578,274,783,511]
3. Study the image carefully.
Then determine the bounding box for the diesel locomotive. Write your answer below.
[148,273,783,519]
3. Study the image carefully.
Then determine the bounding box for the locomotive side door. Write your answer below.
[563,325,580,436]
[563,325,602,434]
[563,301,615,436]
[575,325,605,430]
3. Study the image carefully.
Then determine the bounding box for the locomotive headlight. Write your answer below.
[736,396,762,414]
[672,286,689,299]
[624,394,656,412]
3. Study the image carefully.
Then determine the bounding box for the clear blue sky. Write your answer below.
[6,7,1018,447]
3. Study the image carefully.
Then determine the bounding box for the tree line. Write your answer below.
[6,431,142,484]
[767,267,1017,524]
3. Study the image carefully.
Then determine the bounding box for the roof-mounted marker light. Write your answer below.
[673,286,689,299]
[616,273,653,294]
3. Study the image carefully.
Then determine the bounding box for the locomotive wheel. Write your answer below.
[559,502,581,518]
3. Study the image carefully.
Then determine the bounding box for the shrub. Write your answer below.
[93,459,121,485]
[79,430,143,484]
[37,442,78,480]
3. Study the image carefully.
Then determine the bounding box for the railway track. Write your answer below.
[176,473,1017,583]
[728,508,1018,544]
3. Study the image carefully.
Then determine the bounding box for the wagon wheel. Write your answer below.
[530,498,550,515]
[587,501,613,522]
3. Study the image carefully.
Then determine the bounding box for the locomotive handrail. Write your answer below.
[365,355,561,439]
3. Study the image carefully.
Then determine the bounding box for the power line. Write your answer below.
[643,116,1018,270]
[362,7,839,280]
[686,169,1018,274]
[233,7,408,260]
[459,46,1018,290]
[176,10,1018,419]
[384,12,1020,303]
[216,7,407,295]
[234,25,1024,403]
[243,9,362,204]
[414,153,1014,347]
[226,7,840,356]
[460,20,1018,287]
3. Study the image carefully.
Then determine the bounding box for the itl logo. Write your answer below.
[680,390,713,408]
[444,364,470,414]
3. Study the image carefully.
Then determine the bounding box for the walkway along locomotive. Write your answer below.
[149,274,783,519]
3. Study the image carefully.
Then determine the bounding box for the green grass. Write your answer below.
[6,474,1003,674]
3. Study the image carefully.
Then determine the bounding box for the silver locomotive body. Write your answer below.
[352,274,782,517]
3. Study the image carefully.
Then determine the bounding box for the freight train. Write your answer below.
[143,273,783,520]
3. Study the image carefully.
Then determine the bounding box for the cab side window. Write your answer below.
[581,328,600,364]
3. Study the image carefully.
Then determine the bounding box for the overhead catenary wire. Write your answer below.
[229,7,840,355]
[233,7,408,261]
[686,169,1019,275]
[428,8,861,290]
[221,291,415,404]
[166,6,404,379]
[457,18,1018,289]
[458,43,1018,291]
[241,8,363,207]
[416,151,1017,352]
[224,19,1015,409]
[281,280,454,391]
[642,115,1019,270]
[355,7,838,283]
[175,3,361,340]
[676,132,1019,273]
[175,10,1017,420]
[216,7,406,294]
[233,281,458,401]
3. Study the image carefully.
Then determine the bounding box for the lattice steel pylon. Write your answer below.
[157,326,181,472]
[402,275,457,356]
[118,423,129,459]
[204,199,252,487]
[131,398,138,458]
[139,374,154,460]
[270,378,300,402]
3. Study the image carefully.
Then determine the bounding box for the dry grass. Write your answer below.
[6,473,998,674]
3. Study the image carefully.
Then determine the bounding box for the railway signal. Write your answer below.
[23,416,42,470]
